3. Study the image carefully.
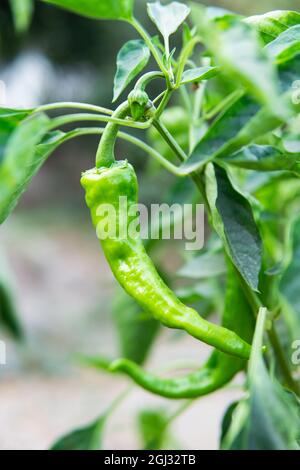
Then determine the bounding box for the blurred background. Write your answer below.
[0,0,299,450]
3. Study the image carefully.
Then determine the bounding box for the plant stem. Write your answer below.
[193,85,205,123]
[106,387,132,418]
[189,84,206,152]
[268,326,300,395]
[49,113,152,131]
[153,119,210,206]
[168,399,195,424]
[64,124,202,177]
[96,101,130,167]
[156,89,173,118]
[175,36,201,88]
[131,18,168,79]
[204,90,243,120]
[112,131,184,175]
[34,101,113,116]
[142,398,194,449]
[236,268,300,396]
[153,90,167,105]
[153,119,188,162]
[61,127,185,176]
[179,85,192,115]
[164,37,175,85]
[134,71,165,91]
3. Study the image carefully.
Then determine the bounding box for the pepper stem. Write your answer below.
[96,101,130,168]
[134,71,164,92]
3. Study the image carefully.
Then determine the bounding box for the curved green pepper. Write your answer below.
[81,101,251,360]
[81,166,251,359]
[101,265,254,398]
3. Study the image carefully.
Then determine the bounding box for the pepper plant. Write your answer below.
[1,0,300,450]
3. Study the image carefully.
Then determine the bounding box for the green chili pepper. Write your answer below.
[94,264,254,399]
[81,102,252,360]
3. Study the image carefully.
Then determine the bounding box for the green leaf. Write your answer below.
[9,0,33,33]
[0,283,23,340]
[0,124,128,225]
[214,96,296,166]
[0,121,90,226]
[0,108,32,164]
[51,415,106,450]
[0,114,50,224]
[220,398,250,449]
[283,133,300,153]
[0,252,23,340]
[147,1,190,44]
[182,22,194,46]
[182,40,300,175]
[112,287,160,365]
[253,171,300,216]
[206,6,242,22]
[138,408,170,450]
[113,40,150,103]
[192,6,285,118]
[246,10,300,44]
[177,251,226,279]
[248,365,300,448]
[41,0,135,21]
[35,129,70,156]
[279,54,300,93]
[182,94,260,173]
[35,126,109,157]
[220,401,240,447]
[222,308,300,450]
[183,89,293,175]
[180,66,220,85]
[175,280,219,316]
[266,25,300,64]
[224,144,299,172]
[205,164,262,291]
[0,108,31,120]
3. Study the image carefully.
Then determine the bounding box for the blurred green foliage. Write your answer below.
[0,0,299,211]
